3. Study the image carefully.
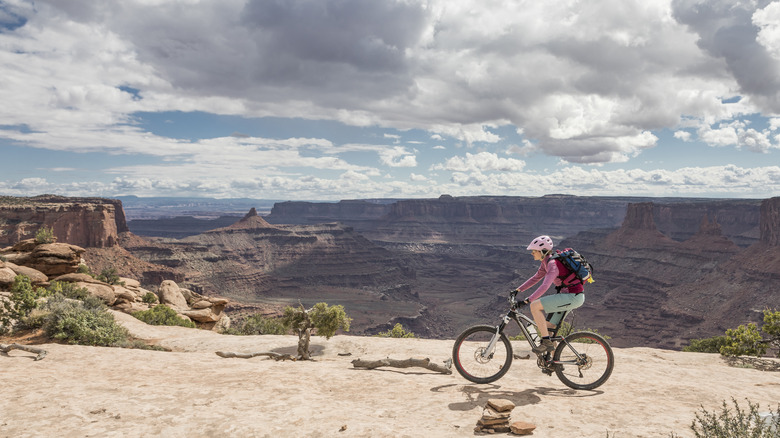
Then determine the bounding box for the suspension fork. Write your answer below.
[482,311,512,358]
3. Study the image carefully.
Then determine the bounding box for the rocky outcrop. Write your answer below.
[157,280,230,331]
[759,197,780,246]
[1,239,85,277]
[604,202,676,250]
[0,195,128,248]
[0,238,229,331]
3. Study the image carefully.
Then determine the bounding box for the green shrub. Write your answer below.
[34,226,55,244]
[97,268,125,286]
[0,275,50,333]
[680,398,780,438]
[683,335,731,354]
[721,323,767,357]
[47,281,91,301]
[226,313,287,335]
[132,304,196,328]
[42,294,130,346]
[141,292,159,304]
[375,323,416,338]
[76,264,93,276]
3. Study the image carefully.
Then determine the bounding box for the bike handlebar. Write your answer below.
[508,290,527,309]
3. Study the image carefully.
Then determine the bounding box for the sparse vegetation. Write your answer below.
[141,292,159,305]
[683,335,731,354]
[281,302,351,360]
[132,304,196,328]
[1,275,51,333]
[225,313,287,335]
[669,398,780,438]
[76,264,93,276]
[97,268,125,286]
[375,323,416,338]
[0,274,157,349]
[41,294,130,346]
[34,226,55,244]
[684,309,780,358]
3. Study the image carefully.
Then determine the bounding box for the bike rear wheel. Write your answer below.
[452,325,513,384]
[553,331,614,390]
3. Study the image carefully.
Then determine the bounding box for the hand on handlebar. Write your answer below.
[509,290,529,308]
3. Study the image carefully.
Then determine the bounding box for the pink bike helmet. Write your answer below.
[526,235,553,251]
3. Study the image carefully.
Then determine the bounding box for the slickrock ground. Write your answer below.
[2,312,779,438]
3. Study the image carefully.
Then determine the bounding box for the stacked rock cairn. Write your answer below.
[475,399,536,435]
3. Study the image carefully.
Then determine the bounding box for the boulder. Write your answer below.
[119,277,141,290]
[159,280,188,310]
[10,239,37,252]
[181,308,222,323]
[191,300,212,309]
[52,273,103,284]
[25,243,85,276]
[0,267,16,286]
[5,263,48,284]
[74,281,117,306]
[112,285,138,302]
[113,301,152,314]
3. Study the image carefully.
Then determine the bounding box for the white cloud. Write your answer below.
[430,152,526,172]
[379,146,418,168]
[674,131,692,141]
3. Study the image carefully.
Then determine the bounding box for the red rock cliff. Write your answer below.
[760,197,780,246]
[0,195,128,248]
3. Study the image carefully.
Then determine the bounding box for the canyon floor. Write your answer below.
[2,312,779,438]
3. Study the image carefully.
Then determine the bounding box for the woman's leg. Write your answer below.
[530,300,550,338]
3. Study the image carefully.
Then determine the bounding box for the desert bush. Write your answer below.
[42,294,130,346]
[76,264,93,276]
[226,313,287,335]
[721,323,766,357]
[375,323,416,338]
[683,335,731,354]
[141,292,159,305]
[0,275,50,333]
[703,309,780,358]
[47,280,91,301]
[670,398,780,438]
[34,226,55,244]
[132,304,196,328]
[97,268,125,286]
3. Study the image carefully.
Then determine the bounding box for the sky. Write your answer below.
[1,0,779,201]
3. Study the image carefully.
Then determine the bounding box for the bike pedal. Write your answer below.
[541,369,553,376]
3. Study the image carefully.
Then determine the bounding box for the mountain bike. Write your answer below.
[452,292,614,390]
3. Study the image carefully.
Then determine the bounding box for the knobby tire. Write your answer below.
[553,331,614,390]
[452,325,513,384]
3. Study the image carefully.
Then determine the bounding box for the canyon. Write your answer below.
[1,194,776,351]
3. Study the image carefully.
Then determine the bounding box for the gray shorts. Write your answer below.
[539,293,585,325]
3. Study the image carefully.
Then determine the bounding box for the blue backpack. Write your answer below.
[550,248,593,286]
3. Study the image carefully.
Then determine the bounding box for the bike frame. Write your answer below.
[481,305,586,370]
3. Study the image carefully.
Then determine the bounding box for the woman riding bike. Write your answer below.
[514,235,585,354]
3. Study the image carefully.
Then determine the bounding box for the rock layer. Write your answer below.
[0,195,128,248]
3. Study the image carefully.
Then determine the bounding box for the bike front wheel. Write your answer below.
[452,325,513,384]
[553,331,614,390]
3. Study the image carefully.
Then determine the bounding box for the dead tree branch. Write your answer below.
[351,357,452,374]
[215,351,296,361]
[1,343,48,361]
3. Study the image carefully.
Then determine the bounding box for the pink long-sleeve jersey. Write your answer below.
[517,255,583,301]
